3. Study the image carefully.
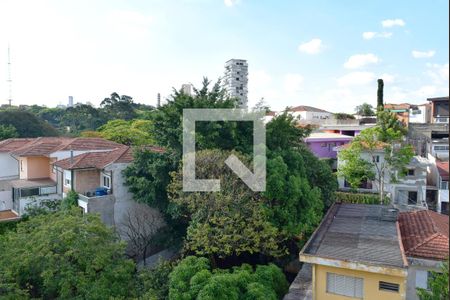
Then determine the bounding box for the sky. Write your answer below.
[0,0,448,113]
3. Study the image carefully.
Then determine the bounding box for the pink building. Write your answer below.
[304,132,353,160]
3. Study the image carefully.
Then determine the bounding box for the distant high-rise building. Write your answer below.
[157,93,161,107]
[223,59,248,108]
[68,96,74,107]
[181,84,192,96]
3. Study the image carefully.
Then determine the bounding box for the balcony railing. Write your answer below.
[14,185,57,199]
[434,117,449,123]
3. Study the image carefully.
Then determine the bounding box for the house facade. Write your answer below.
[398,210,449,300]
[288,105,332,125]
[0,137,122,217]
[337,144,430,210]
[305,132,354,160]
[300,203,408,300]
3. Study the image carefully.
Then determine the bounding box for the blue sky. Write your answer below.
[0,0,448,112]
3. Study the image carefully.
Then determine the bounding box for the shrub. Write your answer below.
[335,191,383,205]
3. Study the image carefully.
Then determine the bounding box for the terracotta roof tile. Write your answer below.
[0,138,36,153]
[398,210,449,260]
[54,145,164,170]
[437,160,449,181]
[10,137,122,156]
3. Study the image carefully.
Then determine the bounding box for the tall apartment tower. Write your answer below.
[223,59,248,108]
[68,96,74,107]
[181,83,193,96]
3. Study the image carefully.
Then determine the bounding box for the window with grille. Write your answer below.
[379,281,400,292]
[326,273,363,298]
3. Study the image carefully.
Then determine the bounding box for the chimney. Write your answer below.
[70,150,74,165]
[157,93,161,108]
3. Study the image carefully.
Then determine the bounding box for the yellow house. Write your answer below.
[300,203,408,300]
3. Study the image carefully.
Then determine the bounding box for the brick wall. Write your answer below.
[74,169,100,195]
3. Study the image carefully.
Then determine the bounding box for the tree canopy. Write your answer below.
[0,209,137,299]
[0,124,18,140]
[95,119,155,145]
[168,256,288,300]
[354,103,375,116]
[0,110,59,137]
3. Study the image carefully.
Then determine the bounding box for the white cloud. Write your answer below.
[344,53,380,69]
[412,50,436,58]
[426,63,449,83]
[337,72,376,86]
[379,73,395,84]
[298,38,323,54]
[381,19,406,28]
[362,31,392,40]
[224,0,239,7]
[283,73,304,93]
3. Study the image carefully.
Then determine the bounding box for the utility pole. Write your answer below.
[7,45,12,107]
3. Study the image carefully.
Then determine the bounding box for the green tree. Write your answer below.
[61,190,79,210]
[168,149,285,260]
[61,104,107,134]
[0,110,59,137]
[355,103,375,116]
[338,126,414,203]
[0,209,137,299]
[97,119,155,145]
[168,256,288,300]
[0,124,18,140]
[100,92,137,121]
[417,261,449,300]
[334,112,356,120]
[377,78,384,110]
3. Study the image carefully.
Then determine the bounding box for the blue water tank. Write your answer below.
[95,187,108,196]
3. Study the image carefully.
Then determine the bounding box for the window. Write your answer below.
[321,143,327,148]
[407,169,415,176]
[20,188,40,198]
[408,191,418,205]
[434,145,449,151]
[326,273,363,298]
[372,155,380,163]
[379,281,399,292]
[101,174,111,189]
[64,170,72,188]
[441,181,448,190]
[441,202,449,215]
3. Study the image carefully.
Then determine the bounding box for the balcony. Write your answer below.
[11,178,57,199]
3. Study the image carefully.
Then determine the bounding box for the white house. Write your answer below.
[427,154,449,215]
[337,144,429,210]
[287,105,332,125]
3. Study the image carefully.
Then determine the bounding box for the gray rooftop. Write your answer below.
[301,203,406,268]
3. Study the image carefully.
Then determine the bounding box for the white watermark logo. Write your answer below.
[182,109,266,192]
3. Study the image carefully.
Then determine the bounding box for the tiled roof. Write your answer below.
[301,203,407,268]
[437,160,449,181]
[54,145,164,170]
[398,210,449,261]
[10,137,122,156]
[289,105,330,113]
[0,138,36,153]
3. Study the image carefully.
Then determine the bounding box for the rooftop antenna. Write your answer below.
[7,45,12,107]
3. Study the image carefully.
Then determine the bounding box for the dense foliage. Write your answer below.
[168,256,288,300]
[94,119,155,145]
[0,209,137,299]
[355,103,375,116]
[0,124,18,140]
[0,110,59,137]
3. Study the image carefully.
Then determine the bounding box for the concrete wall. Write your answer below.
[19,156,50,179]
[105,163,165,238]
[0,153,19,180]
[406,257,443,300]
[85,194,115,226]
[314,264,406,300]
[74,169,100,195]
[0,190,12,211]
